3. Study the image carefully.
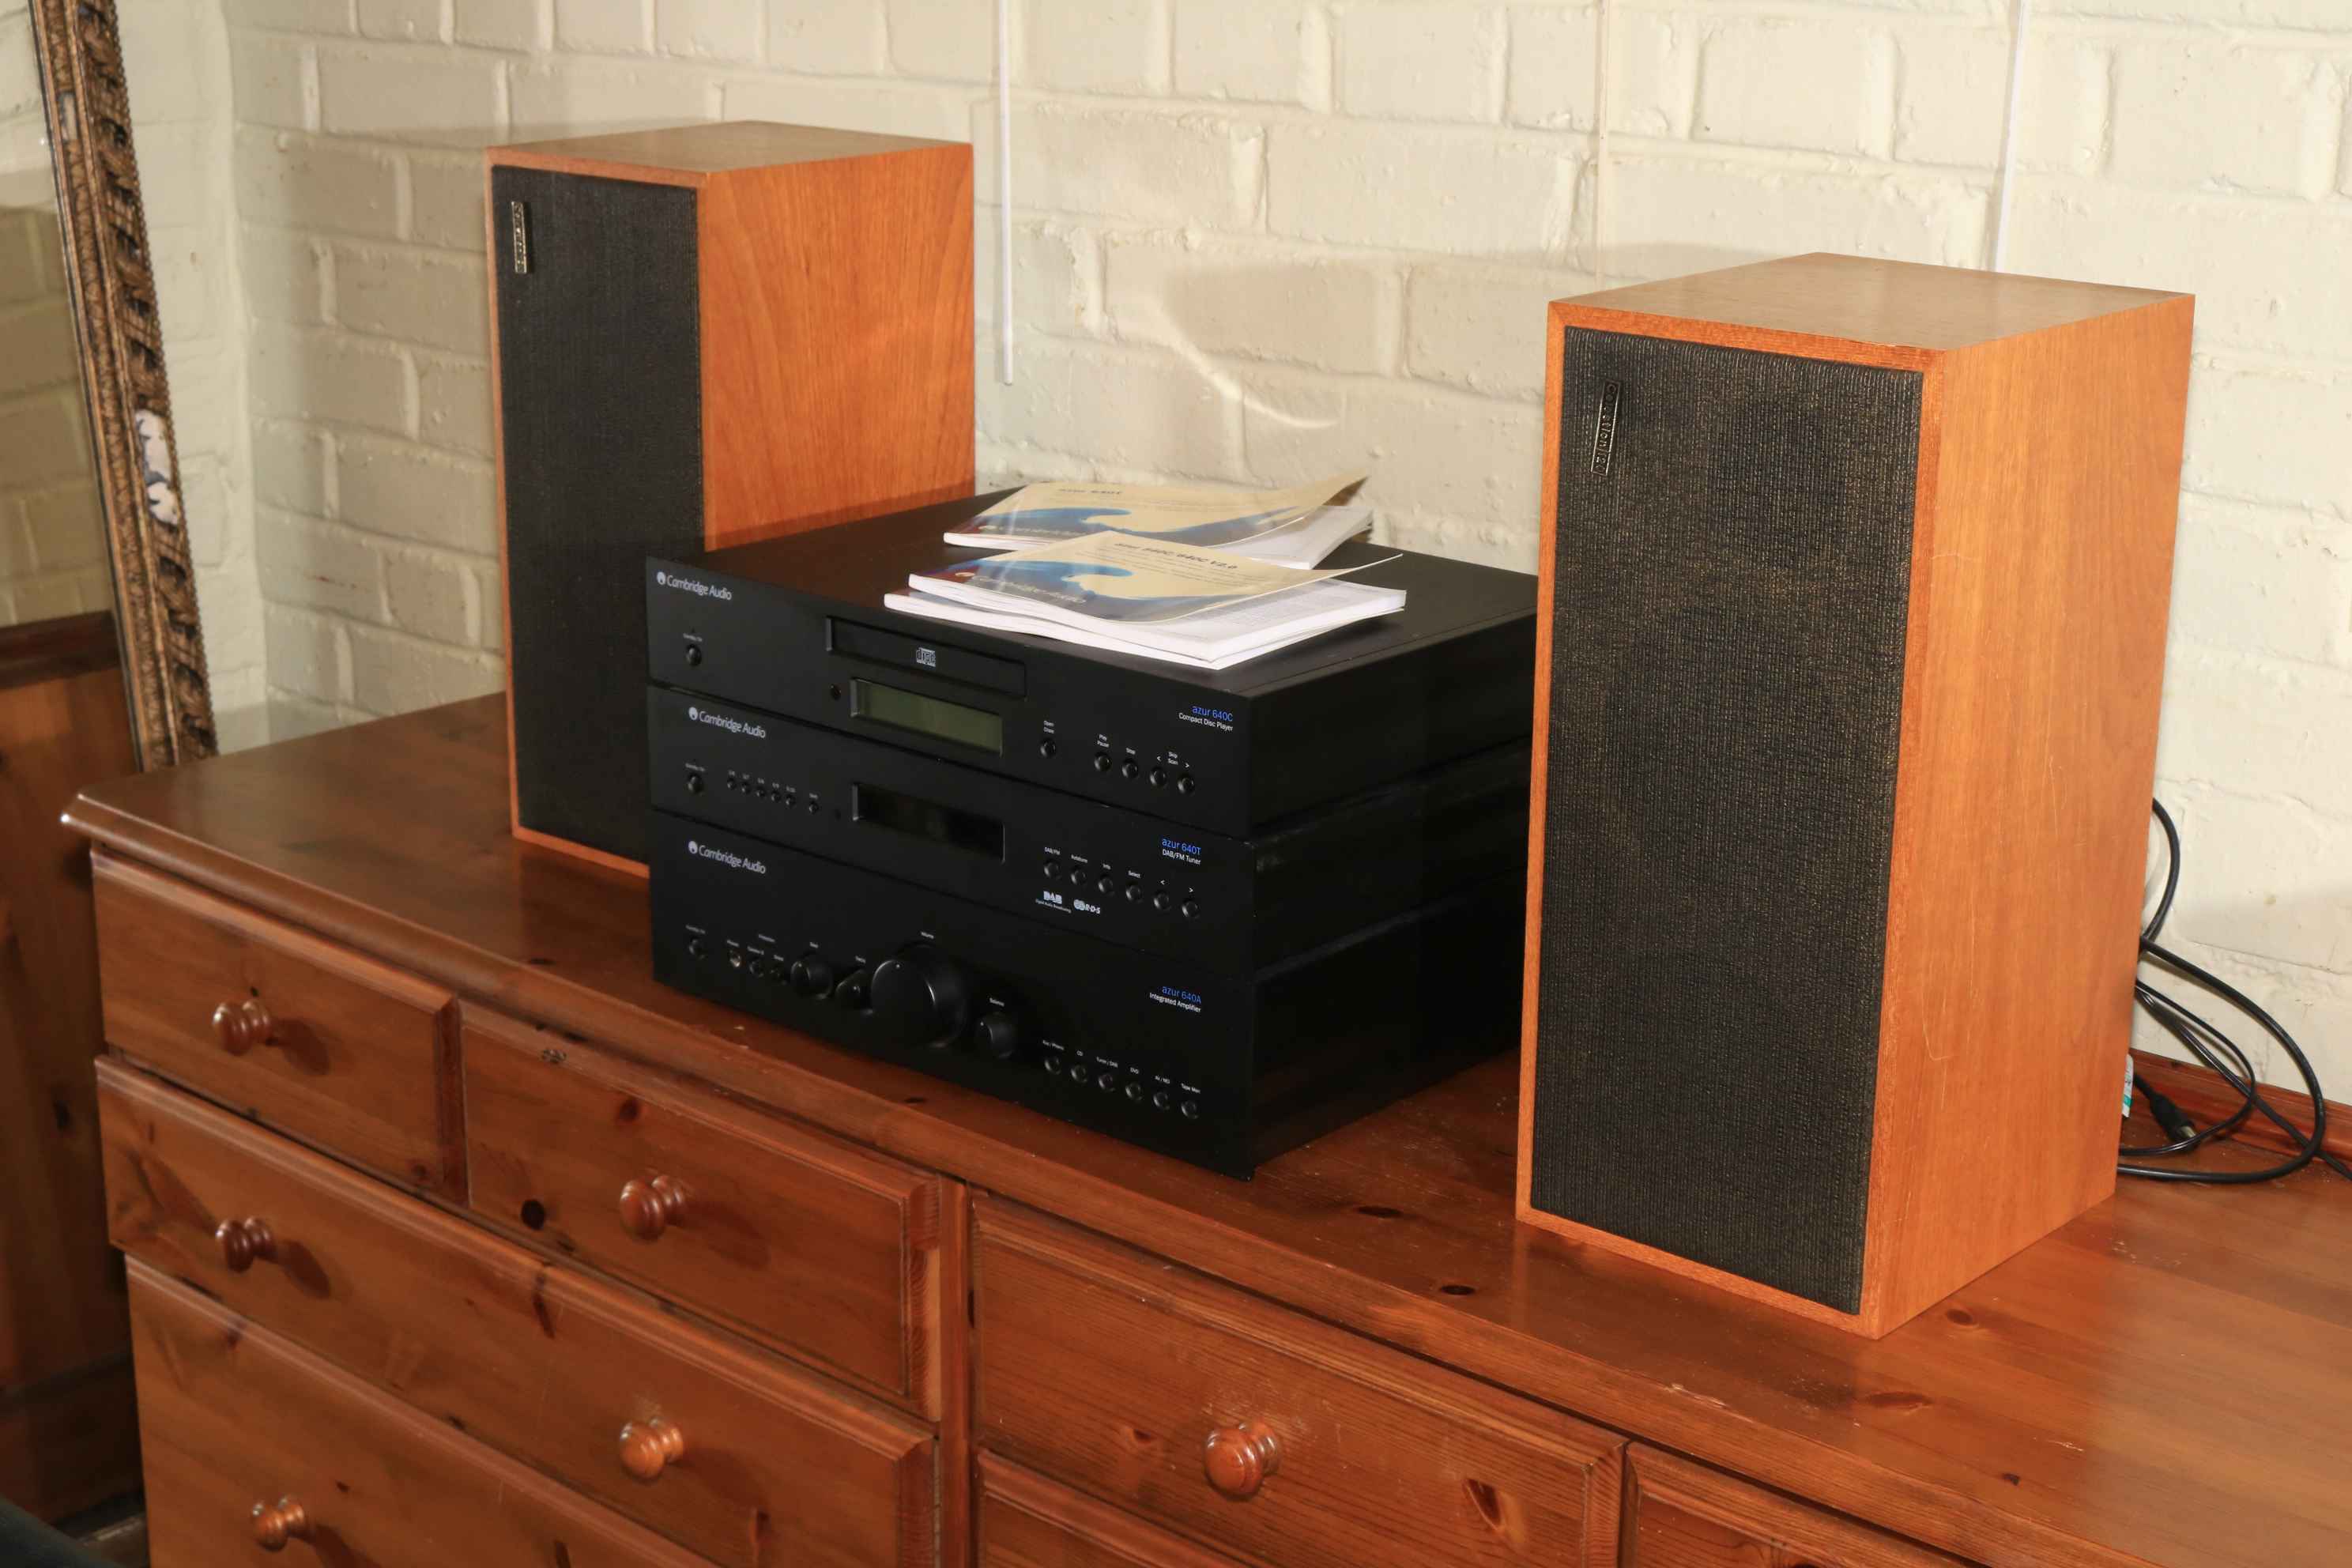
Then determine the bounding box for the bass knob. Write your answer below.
[869,945,970,1049]
[972,1009,1021,1061]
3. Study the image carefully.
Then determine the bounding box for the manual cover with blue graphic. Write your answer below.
[893,531,1406,667]
[944,474,1368,566]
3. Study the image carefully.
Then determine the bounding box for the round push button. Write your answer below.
[1091,752,1113,774]
[1119,758,1141,780]
[1175,774,1197,796]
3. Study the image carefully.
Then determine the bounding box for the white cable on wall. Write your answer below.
[1592,0,1614,288]
[995,0,1015,384]
[1989,0,2032,272]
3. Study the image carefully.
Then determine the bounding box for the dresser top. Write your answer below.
[70,697,2352,1568]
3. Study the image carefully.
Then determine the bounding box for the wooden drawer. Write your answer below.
[464,1009,950,1412]
[974,1200,1623,1568]
[979,1456,1242,1568]
[92,853,462,1195]
[1624,1448,1972,1567]
[98,1059,935,1568]
[128,1260,712,1567]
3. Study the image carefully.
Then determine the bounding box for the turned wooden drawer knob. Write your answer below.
[617,1175,689,1241]
[618,1418,686,1482]
[217,1217,278,1273]
[1203,1420,1280,1500]
[251,1497,310,1551]
[214,997,273,1054]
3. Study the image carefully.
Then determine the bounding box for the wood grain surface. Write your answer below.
[978,1455,1248,1568]
[62,695,2352,1568]
[462,1007,951,1412]
[974,1199,1623,1568]
[0,646,138,1518]
[1625,1447,1969,1568]
[98,1057,934,1568]
[93,852,464,1196]
[128,1261,714,1568]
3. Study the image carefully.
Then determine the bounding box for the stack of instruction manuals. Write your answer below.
[888,476,1402,669]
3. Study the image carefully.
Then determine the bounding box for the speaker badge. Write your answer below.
[1590,381,1621,476]
[508,200,531,276]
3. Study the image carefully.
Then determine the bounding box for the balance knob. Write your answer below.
[869,945,970,1049]
[972,1010,1020,1061]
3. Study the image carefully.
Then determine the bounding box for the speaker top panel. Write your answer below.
[488,120,964,186]
[1551,253,2189,364]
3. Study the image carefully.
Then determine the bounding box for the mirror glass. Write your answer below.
[0,4,109,630]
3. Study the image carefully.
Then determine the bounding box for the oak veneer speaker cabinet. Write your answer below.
[488,122,974,872]
[1521,254,2195,1337]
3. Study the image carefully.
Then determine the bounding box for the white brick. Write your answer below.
[226,0,356,30]
[2169,498,2352,668]
[976,215,1101,336]
[982,341,1245,479]
[656,0,760,62]
[719,78,974,142]
[1238,368,1544,544]
[251,324,412,433]
[254,419,333,514]
[258,514,388,621]
[263,605,351,704]
[2043,0,2352,25]
[417,355,495,458]
[240,225,332,324]
[1024,0,1167,95]
[766,0,885,74]
[319,48,502,147]
[0,303,79,398]
[1104,234,1400,376]
[2165,791,2352,974]
[474,557,506,650]
[1267,122,1576,259]
[2110,41,2335,198]
[456,0,549,50]
[359,0,447,43]
[1608,156,1988,278]
[1404,262,1591,400]
[978,107,1261,228]
[1337,5,1504,124]
[0,511,29,578]
[236,129,401,240]
[2183,363,2352,516]
[199,569,270,687]
[267,695,363,742]
[1506,6,1594,131]
[349,624,503,712]
[510,58,715,135]
[2006,184,2352,363]
[887,0,997,81]
[116,1,213,123]
[337,434,496,549]
[384,546,481,643]
[159,341,242,465]
[232,34,315,131]
[2156,648,2352,816]
[1694,17,1888,158]
[1894,30,2105,172]
[408,153,490,250]
[0,392,92,484]
[334,243,489,354]
[22,484,106,569]
[182,458,236,570]
[1174,0,1326,109]
[554,0,649,54]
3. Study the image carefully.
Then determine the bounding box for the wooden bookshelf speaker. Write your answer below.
[1519,254,2194,1336]
[487,122,974,871]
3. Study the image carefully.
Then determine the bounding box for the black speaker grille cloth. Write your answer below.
[495,168,701,863]
[1530,329,1920,1314]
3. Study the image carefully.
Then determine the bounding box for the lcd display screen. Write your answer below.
[850,678,1004,755]
[853,782,1006,861]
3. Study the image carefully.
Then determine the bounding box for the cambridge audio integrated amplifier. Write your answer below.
[646,494,1539,1172]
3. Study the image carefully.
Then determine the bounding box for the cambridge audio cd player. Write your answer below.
[646,492,1539,838]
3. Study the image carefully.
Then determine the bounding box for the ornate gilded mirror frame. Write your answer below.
[27,0,215,766]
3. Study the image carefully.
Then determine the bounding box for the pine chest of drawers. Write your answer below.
[69,697,2352,1568]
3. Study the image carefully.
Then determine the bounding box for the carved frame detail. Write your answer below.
[28,0,217,767]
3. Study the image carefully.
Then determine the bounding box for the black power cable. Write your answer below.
[2119,799,2351,1185]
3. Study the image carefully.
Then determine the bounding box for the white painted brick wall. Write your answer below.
[107,0,2352,1095]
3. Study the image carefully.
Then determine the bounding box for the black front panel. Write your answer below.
[1528,329,1922,1313]
[496,166,700,862]
[649,814,1520,1175]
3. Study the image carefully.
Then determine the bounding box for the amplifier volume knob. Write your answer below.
[869,945,970,1050]
[788,952,835,997]
[972,1010,1021,1060]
